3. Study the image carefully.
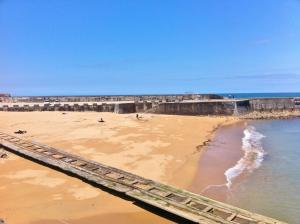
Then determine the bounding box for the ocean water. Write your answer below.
[219,92,300,99]
[224,125,266,189]
[225,119,300,223]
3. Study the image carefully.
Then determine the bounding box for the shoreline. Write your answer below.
[195,117,300,223]
[188,121,246,201]
[0,112,237,224]
[188,119,269,206]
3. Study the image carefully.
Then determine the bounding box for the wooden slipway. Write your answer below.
[0,132,286,224]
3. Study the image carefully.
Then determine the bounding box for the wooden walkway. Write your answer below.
[0,132,285,224]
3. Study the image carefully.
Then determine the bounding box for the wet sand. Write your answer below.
[0,112,236,224]
[189,121,246,201]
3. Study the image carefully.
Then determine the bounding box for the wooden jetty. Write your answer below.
[0,132,286,224]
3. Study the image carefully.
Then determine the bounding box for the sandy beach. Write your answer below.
[0,112,237,224]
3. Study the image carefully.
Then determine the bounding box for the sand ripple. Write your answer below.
[2,169,66,188]
[67,185,100,200]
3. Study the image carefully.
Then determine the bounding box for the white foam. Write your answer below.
[224,125,266,189]
[201,183,227,194]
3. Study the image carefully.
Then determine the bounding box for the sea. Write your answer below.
[224,119,300,223]
[190,93,300,223]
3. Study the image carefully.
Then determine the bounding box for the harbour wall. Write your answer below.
[0,98,299,115]
[150,100,250,115]
[0,100,249,115]
[250,98,300,111]
[0,102,147,114]
[11,94,223,103]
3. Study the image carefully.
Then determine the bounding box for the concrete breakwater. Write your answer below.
[0,100,249,115]
[142,97,300,115]
[250,98,300,111]
[152,100,251,115]
[9,94,223,103]
[0,96,300,116]
[0,101,150,114]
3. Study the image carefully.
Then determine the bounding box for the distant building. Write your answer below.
[0,93,12,102]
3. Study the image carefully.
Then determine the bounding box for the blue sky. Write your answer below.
[1,0,300,96]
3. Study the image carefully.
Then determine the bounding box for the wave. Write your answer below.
[224,125,266,189]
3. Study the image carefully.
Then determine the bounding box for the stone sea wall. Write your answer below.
[0,100,250,115]
[0,102,151,114]
[151,101,248,115]
[0,102,116,113]
[242,98,300,119]
[12,94,223,103]
[1,97,300,116]
[250,98,300,111]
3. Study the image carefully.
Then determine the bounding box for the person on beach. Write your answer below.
[14,130,27,134]
[136,114,139,119]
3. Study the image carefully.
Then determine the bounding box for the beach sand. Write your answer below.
[0,112,236,224]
